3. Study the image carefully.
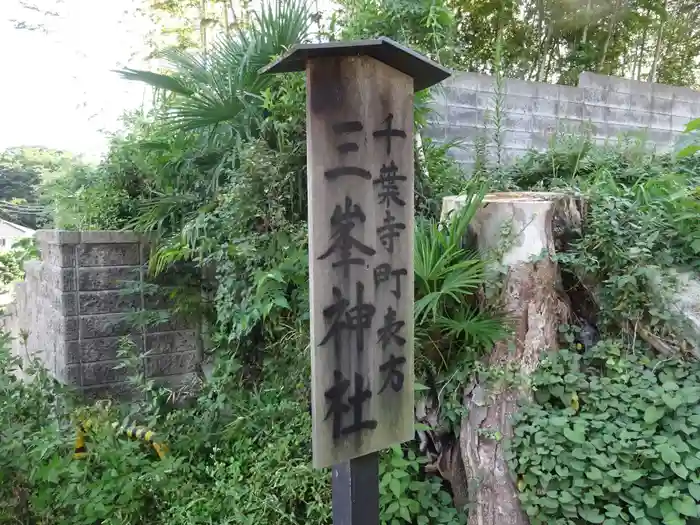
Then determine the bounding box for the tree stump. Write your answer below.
[443,192,571,525]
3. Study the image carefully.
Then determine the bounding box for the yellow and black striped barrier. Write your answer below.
[73,420,168,460]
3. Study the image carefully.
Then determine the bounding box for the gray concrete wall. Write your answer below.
[426,71,700,170]
[1,231,199,399]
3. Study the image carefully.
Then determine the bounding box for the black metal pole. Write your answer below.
[332,452,380,525]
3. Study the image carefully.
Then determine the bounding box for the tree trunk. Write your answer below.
[649,0,669,82]
[456,193,571,525]
[599,0,623,72]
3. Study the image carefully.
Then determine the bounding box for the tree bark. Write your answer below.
[649,0,669,82]
[455,193,570,525]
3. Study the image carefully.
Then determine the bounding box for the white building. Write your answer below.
[0,219,35,250]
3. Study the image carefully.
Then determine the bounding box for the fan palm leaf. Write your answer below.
[117,0,312,133]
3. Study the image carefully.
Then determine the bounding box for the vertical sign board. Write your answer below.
[307,55,415,468]
[261,34,450,482]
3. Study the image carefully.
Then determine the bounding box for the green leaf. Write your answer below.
[389,478,401,498]
[605,504,622,518]
[691,239,700,255]
[579,507,605,523]
[673,495,698,517]
[662,393,683,410]
[556,464,570,477]
[644,405,666,424]
[672,463,689,480]
[586,467,603,480]
[659,485,676,499]
[659,443,682,465]
[644,493,658,508]
[689,483,700,501]
[684,118,700,133]
[624,470,644,482]
[564,426,586,444]
[559,491,574,504]
[677,144,700,158]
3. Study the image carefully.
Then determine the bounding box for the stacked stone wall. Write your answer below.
[1,231,199,398]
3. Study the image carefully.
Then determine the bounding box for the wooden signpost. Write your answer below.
[262,37,450,525]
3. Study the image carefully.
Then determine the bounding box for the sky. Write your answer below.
[0,0,157,160]
[0,0,338,161]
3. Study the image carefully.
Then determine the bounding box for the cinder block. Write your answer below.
[504,94,535,114]
[78,266,141,291]
[448,106,479,126]
[475,92,494,110]
[445,125,475,143]
[421,122,445,142]
[672,115,692,131]
[79,291,141,315]
[46,244,76,268]
[606,91,631,109]
[649,113,672,129]
[145,352,197,377]
[503,131,533,150]
[557,118,585,133]
[154,373,197,390]
[646,129,674,145]
[82,382,138,402]
[672,98,694,118]
[625,78,652,95]
[504,113,532,132]
[559,85,585,103]
[446,147,477,165]
[444,87,478,107]
[630,93,652,112]
[43,266,75,292]
[536,83,561,101]
[583,87,606,105]
[146,313,195,333]
[652,96,673,115]
[54,292,77,317]
[80,314,134,339]
[421,124,446,141]
[79,231,142,244]
[78,243,140,267]
[35,230,80,245]
[65,317,79,341]
[606,108,629,124]
[67,336,144,364]
[448,72,494,92]
[558,101,583,119]
[625,111,651,127]
[582,104,606,123]
[504,78,537,96]
[531,116,558,135]
[56,363,81,386]
[146,331,197,355]
[669,86,700,103]
[531,133,555,150]
[82,360,130,386]
[652,83,676,101]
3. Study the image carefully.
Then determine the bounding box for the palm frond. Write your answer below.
[117,68,194,96]
[117,0,312,133]
[436,309,506,348]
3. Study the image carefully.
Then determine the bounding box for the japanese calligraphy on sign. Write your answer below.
[307,55,415,469]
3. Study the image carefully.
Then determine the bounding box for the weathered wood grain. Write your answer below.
[307,55,415,468]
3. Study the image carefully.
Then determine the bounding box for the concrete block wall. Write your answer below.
[2,231,200,398]
[426,71,700,170]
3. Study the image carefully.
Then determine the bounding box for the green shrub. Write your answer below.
[511,341,700,525]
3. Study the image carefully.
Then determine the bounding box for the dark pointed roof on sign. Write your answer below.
[260,37,451,92]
